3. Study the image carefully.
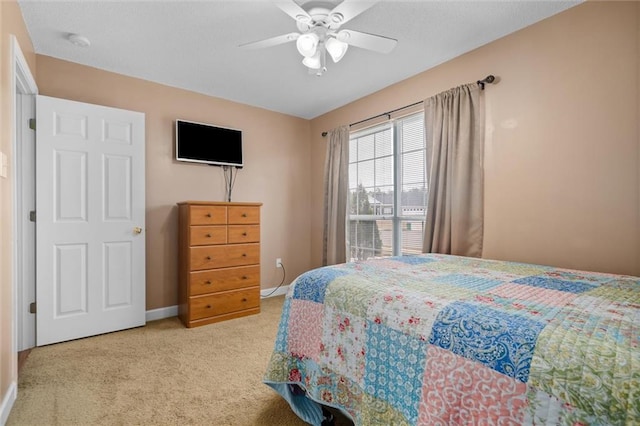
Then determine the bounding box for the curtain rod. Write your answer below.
[322,74,495,137]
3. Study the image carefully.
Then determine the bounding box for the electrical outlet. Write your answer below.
[276,258,282,268]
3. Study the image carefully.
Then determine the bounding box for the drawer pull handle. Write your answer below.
[206,304,212,309]
[242,213,247,217]
[242,298,247,302]
[206,213,212,218]
[205,280,212,285]
[242,232,247,236]
[242,276,248,280]
[206,234,212,238]
[242,253,247,257]
[206,256,212,260]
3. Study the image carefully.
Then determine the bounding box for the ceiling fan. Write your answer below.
[239,0,397,76]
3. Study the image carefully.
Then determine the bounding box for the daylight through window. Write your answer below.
[348,113,426,261]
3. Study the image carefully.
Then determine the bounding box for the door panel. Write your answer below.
[36,95,145,346]
[104,241,133,308]
[54,243,88,316]
[54,150,87,221]
[104,155,132,220]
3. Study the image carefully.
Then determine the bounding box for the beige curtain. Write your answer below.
[322,125,350,266]
[423,83,484,257]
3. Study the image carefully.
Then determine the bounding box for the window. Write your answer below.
[348,113,426,261]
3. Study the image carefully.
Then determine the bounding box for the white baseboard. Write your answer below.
[145,305,178,322]
[261,285,290,298]
[145,287,289,322]
[0,381,17,426]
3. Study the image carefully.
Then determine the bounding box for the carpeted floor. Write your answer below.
[7,296,353,426]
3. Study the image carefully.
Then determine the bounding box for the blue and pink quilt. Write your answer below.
[264,254,639,425]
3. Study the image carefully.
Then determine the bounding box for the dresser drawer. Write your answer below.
[190,205,227,225]
[189,244,260,271]
[190,225,227,246]
[228,225,260,244]
[228,206,260,224]
[189,288,260,320]
[189,265,260,295]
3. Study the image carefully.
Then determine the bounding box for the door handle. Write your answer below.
[133,227,143,234]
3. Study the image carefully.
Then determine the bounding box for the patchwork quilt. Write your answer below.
[263,254,640,425]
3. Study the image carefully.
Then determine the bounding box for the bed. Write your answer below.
[263,254,639,425]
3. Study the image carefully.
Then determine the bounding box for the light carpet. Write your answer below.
[7,296,352,426]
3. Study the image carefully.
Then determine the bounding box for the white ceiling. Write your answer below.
[18,0,580,119]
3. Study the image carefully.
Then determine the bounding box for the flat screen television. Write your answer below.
[175,119,243,167]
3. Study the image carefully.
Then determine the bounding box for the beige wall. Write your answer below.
[310,1,640,277]
[1,0,36,412]
[36,55,312,311]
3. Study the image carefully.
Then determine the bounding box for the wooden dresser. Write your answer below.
[178,201,262,328]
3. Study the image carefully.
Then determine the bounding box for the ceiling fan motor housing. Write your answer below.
[295,7,337,31]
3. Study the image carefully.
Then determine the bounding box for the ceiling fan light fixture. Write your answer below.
[296,32,319,57]
[302,50,322,69]
[325,37,348,63]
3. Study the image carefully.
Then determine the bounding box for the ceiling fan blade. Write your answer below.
[327,0,380,29]
[337,29,397,54]
[239,32,300,50]
[274,1,312,24]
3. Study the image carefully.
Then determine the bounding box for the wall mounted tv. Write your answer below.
[175,119,243,167]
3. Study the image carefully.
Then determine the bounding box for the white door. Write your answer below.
[36,95,145,346]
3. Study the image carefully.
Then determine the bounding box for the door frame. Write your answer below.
[15,93,36,351]
[11,35,38,357]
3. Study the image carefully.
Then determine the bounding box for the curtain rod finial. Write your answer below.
[478,74,496,90]
[322,131,328,137]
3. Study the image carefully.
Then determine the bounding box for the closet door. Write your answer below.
[36,95,146,346]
